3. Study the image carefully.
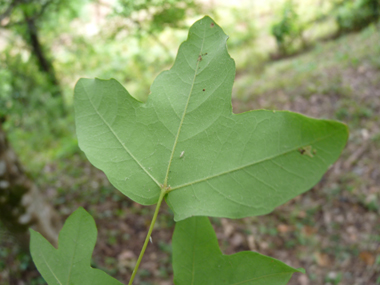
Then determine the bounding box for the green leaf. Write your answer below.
[74,16,348,221]
[173,216,304,284]
[30,207,123,285]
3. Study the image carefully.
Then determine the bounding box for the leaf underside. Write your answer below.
[30,208,122,285]
[173,216,304,285]
[74,16,348,221]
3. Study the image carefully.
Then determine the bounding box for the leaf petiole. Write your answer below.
[128,187,167,285]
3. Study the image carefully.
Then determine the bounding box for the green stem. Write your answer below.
[128,188,167,285]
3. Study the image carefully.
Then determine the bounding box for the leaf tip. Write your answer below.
[296,267,306,274]
[75,206,87,213]
[197,15,218,29]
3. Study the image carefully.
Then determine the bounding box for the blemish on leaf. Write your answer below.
[210,22,215,27]
[298,148,305,155]
[298,146,314,158]
[198,55,202,61]
[203,89,205,91]
[180,151,185,158]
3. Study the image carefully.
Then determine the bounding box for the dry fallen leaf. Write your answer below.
[117,250,136,272]
[298,274,310,285]
[247,235,256,251]
[230,233,245,247]
[302,225,317,236]
[359,251,375,266]
[315,252,331,267]
[277,224,291,234]
[221,218,234,237]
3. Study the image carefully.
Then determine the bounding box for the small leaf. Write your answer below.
[74,16,348,221]
[30,207,123,285]
[172,216,304,284]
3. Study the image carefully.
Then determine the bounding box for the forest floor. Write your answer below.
[2,23,380,285]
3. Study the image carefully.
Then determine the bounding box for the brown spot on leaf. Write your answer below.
[210,22,214,27]
[202,89,205,91]
[298,145,314,157]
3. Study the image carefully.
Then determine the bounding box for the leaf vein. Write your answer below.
[169,133,336,191]
[39,251,63,285]
[80,81,161,187]
[163,25,207,186]
[271,160,305,179]
[206,180,258,208]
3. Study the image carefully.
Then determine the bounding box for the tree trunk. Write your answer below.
[24,16,62,96]
[0,123,61,249]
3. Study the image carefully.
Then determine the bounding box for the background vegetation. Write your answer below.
[0,0,379,284]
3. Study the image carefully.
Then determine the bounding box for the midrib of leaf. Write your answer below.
[66,218,83,284]
[163,27,206,188]
[40,252,63,285]
[168,133,335,192]
[81,82,161,188]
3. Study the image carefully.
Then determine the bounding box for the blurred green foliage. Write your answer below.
[271,1,306,55]
[0,0,210,184]
[336,0,379,33]
[115,0,200,34]
[0,0,88,173]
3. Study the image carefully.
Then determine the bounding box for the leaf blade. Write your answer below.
[75,78,163,203]
[166,111,348,220]
[30,230,63,285]
[74,16,348,220]
[30,207,123,285]
[172,216,304,285]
